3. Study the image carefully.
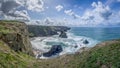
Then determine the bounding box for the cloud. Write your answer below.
[64,9,80,19]
[0,0,44,21]
[55,5,63,11]
[28,17,68,26]
[92,1,112,20]
[44,17,54,25]
[1,0,20,14]
[25,0,44,12]
[105,0,115,5]
[79,1,113,26]
[64,10,74,16]
[4,10,30,21]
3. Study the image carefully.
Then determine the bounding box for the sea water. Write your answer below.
[70,27,120,42]
[31,27,120,59]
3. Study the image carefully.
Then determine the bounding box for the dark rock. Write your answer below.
[74,45,78,48]
[83,39,89,44]
[27,25,70,37]
[43,45,63,57]
[59,31,67,38]
[37,54,42,58]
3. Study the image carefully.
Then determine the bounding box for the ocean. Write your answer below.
[70,27,120,42]
[31,27,120,59]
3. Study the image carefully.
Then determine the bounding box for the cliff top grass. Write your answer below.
[0,20,24,34]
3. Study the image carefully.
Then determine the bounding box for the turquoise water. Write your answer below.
[70,27,120,42]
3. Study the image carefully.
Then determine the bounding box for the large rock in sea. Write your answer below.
[83,39,89,44]
[59,31,67,38]
[43,45,63,57]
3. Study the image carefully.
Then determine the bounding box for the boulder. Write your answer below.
[83,39,89,44]
[43,45,63,57]
[59,31,67,38]
[74,45,78,48]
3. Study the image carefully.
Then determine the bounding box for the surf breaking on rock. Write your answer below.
[31,33,98,59]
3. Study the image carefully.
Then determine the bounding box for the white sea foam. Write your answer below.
[31,32,99,59]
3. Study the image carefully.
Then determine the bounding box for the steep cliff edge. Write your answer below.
[27,25,70,37]
[0,20,33,56]
[0,20,120,68]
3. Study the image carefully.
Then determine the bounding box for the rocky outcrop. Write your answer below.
[59,31,68,38]
[83,39,89,44]
[27,25,70,37]
[43,45,63,57]
[0,20,34,56]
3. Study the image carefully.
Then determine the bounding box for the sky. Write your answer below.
[0,0,120,26]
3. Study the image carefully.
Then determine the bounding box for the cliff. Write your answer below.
[0,20,120,68]
[27,25,70,37]
[0,20,33,56]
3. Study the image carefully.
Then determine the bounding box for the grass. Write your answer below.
[31,40,120,68]
[0,35,120,68]
[0,20,120,68]
[0,20,26,34]
[0,25,14,34]
[0,40,36,68]
[78,41,120,68]
[0,20,22,23]
[0,38,120,68]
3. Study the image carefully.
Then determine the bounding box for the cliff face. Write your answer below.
[27,25,70,37]
[1,20,119,68]
[0,20,33,56]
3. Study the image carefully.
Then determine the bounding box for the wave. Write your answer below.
[31,32,99,59]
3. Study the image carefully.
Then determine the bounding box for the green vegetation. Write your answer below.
[0,20,23,33]
[0,24,14,34]
[0,40,32,68]
[0,20,22,23]
[0,20,120,68]
[33,40,120,68]
[78,40,120,68]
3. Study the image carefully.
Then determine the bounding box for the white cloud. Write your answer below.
[0,0,44,21]
[80,1,113,26]
[55,5,63,11]
[25,0,44,12]
[64,9,80,19]
[44,17,54,25]
[3,10,30,21]
[28,17,68,26]
[0,0,28,21]
[64,9,74,16]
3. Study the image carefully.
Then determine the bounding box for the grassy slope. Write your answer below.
[35,40,120,68]
[0,40,35,68]
[0,20,36,68]
[0,20,120,68]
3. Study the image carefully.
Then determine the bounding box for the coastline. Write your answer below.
[30,33,98,59]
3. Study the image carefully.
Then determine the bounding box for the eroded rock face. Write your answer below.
[43,45,63,57]
[59,31,67,38]
[0,21,34,56]
[27,25,70,37]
